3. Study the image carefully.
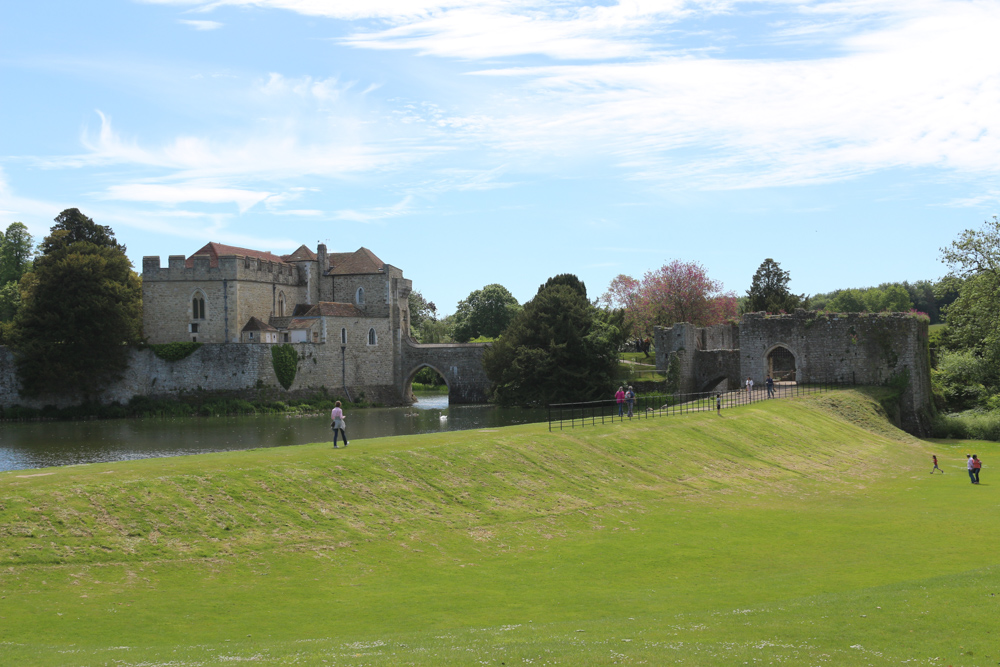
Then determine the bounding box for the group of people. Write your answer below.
[930,454,983,484]
[745,375,776,398]
[615,386,636,417]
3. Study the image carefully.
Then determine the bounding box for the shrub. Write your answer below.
[149,342,202,362]
[271,344,299,390]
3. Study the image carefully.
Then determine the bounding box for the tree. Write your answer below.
[484,278,622,406]
[408,290,437,338]
[40,208,124,255]
[602,260,737,338]
[745,258,803,313]
[9,210,142,399]
[0,280,20,322]
[0,222,35,285]
[452,283,521,343]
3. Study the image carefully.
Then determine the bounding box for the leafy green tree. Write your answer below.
[452,283,521,343]
[408,290,437,334]
[0,222,35,285]
[746,258,803,313]
[483,278,622,406]
[0,280,21,322]
[9,210,141,399]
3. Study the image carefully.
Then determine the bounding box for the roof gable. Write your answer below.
[241,316,277,332]
[281,245,317,262]
[326,247,384,275]
[187,242,290,269]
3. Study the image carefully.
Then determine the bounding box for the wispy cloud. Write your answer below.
[333,195,415,222]
[102,183,273,213]
[179,19,223,30]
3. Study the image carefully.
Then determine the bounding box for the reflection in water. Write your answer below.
[0,395,545,472]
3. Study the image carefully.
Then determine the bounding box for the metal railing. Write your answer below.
[547,380,851,431]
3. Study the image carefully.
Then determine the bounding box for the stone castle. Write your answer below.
[0,242,489,409]
[136,242,489,404]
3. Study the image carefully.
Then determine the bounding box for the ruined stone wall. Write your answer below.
[739,311,932,433]
[654,311,932,434]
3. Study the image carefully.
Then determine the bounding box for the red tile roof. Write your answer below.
[301,302,367,318]
[187,242,290,268]
[326,247,384,275]
[282,245,317,262]
[287,318,317,330]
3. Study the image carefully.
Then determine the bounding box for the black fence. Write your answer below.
[547,380,851,431]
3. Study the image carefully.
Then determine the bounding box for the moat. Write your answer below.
[0,395,547,473]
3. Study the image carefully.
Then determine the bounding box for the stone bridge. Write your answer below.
[400,339,491,404]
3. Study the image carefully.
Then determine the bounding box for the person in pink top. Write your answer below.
[615,386,625,418]
[331,401,348,448]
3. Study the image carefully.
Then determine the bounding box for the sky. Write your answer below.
[2,0,999,314]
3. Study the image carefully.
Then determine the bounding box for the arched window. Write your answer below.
[341,327,347,345]
[277,292,286,317]
[356,287,365,305]
[368,328,377,346]
[192,292,206,320]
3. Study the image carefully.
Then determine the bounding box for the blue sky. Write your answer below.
[2,0,998,314]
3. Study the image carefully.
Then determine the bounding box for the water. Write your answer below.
[0,395,547,473]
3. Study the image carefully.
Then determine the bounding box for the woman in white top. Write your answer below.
[331,401,348,448]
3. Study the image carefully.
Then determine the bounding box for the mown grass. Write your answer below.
[1,389,998,665]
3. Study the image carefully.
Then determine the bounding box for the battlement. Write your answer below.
[142,254,303,285]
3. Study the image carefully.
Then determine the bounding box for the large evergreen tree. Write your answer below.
[745,258,803,313]
[483,277,622,406]
[10,209,141,399]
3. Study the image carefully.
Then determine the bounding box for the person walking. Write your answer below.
[972,455,982,484]
[967,454,975,484]
[615,386,626,418]
[716,393,721,415]
[331,401,348,448]
[930,455,943,474]
[766,375,774,398]
[626,386,636,418]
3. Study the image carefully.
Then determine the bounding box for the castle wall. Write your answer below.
[739,312,932,433]
[656,311,933,434]
[142,255,308,344]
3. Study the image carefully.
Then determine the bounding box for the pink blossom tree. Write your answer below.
[602,260,737,338]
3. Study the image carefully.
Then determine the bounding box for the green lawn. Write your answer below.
[1,390,997,665]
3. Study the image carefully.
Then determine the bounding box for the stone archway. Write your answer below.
[404,362,451,402]
[766,344,796,381]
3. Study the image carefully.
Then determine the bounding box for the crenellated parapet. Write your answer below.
[142,254,303,286]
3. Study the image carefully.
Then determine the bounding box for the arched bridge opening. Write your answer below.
[400,339,491,404]
[404,363,451,404]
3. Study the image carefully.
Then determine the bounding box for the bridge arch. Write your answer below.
[399,338,491,404]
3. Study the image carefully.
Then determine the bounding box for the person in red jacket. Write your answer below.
[972,455,982,484]
[931,455,943,474]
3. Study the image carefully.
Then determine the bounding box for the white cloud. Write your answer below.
[333,195,414,222]
[103,184,273,212]
[179,19,223,29]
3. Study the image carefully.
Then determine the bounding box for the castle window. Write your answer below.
[341,327,347,345]
[278,292,286,317]
[368,328,377,346]
[192,293,206,320]
[356,287,365,305]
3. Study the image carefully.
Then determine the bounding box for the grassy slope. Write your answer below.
[1,390,998,665]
